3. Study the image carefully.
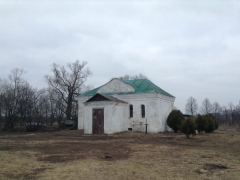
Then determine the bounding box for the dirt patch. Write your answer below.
[0,130,240,179]
[203,163,228,170]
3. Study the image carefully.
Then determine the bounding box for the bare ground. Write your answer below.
[0,129,240,180]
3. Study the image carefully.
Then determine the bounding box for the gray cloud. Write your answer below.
[0,1,240,112]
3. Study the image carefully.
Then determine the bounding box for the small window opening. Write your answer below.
[141,104,145,118]
[130,105,133,118]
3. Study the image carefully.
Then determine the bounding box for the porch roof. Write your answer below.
[85,93,127,104]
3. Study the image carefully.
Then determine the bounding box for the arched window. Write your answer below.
[129,105,133,118]
[141,104,145,118]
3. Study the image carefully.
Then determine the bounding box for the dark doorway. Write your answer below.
[92,109,104,134]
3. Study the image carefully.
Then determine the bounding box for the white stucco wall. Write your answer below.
[104,103,128,134]
[158,97,174,132]
[112,93,174,133]
[78,96,90,130]
[77,79,175,134]
[78,92,174,134]
[80,101,128,134]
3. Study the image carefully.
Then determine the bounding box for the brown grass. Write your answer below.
[0,129,240,180]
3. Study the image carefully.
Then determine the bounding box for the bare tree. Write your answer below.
[228,102,236,126]
[200,98,213,114]
[222,106,230,124]
[24,88,46,127]
[47,88,64,125]
[0,78,4,124]
[0,68,51,130]
[217,102,240,126]
[235,102,240,125]
[212,102,222,114]
[212,102,222,121]
[45,60,92,120]
[119,73,148,80]
[185,96,198,116]
[0,68,27,130]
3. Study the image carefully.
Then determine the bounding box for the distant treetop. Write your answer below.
[118,73,148,80]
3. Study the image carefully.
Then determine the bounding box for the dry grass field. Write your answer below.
[0,128,240,180]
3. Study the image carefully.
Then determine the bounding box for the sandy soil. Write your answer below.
[0,129,239,180]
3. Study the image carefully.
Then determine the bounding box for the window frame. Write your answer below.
[129,104,133,118]
[141,104,145,118]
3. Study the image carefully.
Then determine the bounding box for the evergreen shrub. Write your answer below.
[167,110,184,133]
[180,117,197,138]
[196,114,218,133]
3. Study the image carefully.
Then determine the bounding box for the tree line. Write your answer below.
[185,96,240,126]
[0,63,149,131]
[0,60,92,131]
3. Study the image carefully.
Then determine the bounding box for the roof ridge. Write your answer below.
[86,93,127,103]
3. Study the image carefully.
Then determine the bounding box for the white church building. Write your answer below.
[77,78,175,134]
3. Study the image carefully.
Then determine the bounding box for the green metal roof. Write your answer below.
[79,78,174,97]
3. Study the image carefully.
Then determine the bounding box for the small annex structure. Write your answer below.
[77,78,175,134]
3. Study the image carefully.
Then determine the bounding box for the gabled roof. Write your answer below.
[80,78,174,98]
[85,93,127,103]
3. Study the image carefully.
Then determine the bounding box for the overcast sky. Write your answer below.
[0,0,240,113]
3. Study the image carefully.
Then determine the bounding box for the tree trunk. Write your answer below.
[66,95,73,120]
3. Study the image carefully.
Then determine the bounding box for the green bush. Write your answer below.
[205,117,215,133]
[180,117,197,138]
[209,114,218,130]
[167,110,184,133]
[205,114,218,133]
[195,115,206,134]
[196,114,218,133]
